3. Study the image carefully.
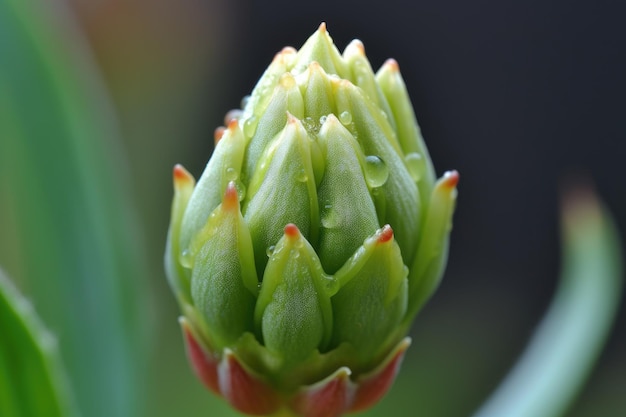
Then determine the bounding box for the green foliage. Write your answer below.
[0,1,149,416]
[0,270,77,417]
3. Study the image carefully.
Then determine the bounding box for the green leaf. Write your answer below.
[0,1,149,416]
[472,188,623,417]
[0,270,78,417]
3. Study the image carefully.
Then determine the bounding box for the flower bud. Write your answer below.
[165,23,458,416]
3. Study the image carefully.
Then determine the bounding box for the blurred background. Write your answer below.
[1,0,625,416]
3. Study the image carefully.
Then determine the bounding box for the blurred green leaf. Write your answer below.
[473,188,623,417]
[0,1,149,417]
[0,269,78,417]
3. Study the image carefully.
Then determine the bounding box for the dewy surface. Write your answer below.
[165,23,458,416]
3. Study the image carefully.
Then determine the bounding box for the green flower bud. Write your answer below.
[165,23,458,416]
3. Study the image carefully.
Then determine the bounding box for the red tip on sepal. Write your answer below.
[220,350,281,416]
[173,164,194,188]
[350,337,411,412]
[222,181,239,210]
[383,58,399,72]
[273,46,297,64]
[227,118,239,131]
[377,225,394,244]
[441,170,460,189]
[224,109,243,125]
[284,223,300,239]
[214,126,226,144]
[180,319,220,395]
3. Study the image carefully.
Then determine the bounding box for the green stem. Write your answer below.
[472,189,623,417]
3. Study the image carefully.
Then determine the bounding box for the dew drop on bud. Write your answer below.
[339,111,352,125]
[243,116,258,138]
[302,116,319,136]
[234,180,247,201]
[180,249,193,268]
[296,169,308,182]
[404,152,424,182]
[364,155,389,188]
[266,245,276,257]
[225,167,238,181]
[321,207,339,229]
[319,115,328,125]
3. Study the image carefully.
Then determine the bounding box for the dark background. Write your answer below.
[69,0,626,415]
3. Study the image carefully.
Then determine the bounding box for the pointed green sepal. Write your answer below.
[189,182,259,349]
[244,114,320,275]
[180,120,246,253]
[332,225,408,365]
[242,46,298,121]
[254,224,334,368]
[297,62,335,123]
[317,114,379,274]
[243,73,305,182]
[405,171,459,322]
[334,80,421,264]
[376,58,436,198]
[343,39,395,130]
[165,164,196,303]
[291,23,348,77]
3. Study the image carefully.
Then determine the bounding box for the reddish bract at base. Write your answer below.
[182,320,410,417]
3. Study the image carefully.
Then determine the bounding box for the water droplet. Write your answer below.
[180,249,193,268]
[339,111,352,125]
[323,275,340,296]
[321,207,339,229]
[266,245,276,257]
[243,116,258,138]
[225,167,238,181]
[296,169,308,182]
[319,115,328,125]
[234,180,246,201]
[302,116,320,136]
[404,152,424,182]
[364,155,389,188]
